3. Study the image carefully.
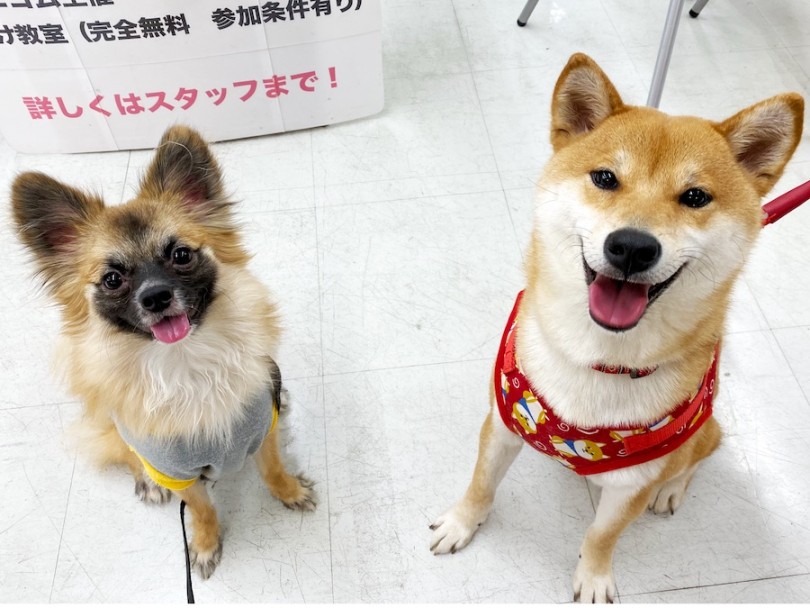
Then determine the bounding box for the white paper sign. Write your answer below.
[0,0,383,153]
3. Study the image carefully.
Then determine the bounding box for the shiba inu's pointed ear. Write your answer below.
[11,171,103,288]
[139,125,229,223]
[551,53,625,151]
[718,93,804,196]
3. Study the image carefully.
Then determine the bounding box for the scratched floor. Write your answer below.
[3,0,810,603]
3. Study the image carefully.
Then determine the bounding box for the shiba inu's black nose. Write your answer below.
[140,286,174,313]
[604,229,661,276]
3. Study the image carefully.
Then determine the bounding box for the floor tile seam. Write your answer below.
[380,67,479,83]
[119,151,132,204]
[321,356,493,380]
[770,327,810,410]
[750,1,803,52]
[237,205,316,216]
[618,569,810,600]
[310,169,501,191]
[309,183,508,212]
[0,400,78,412]
[310,129,334,603]
[774,45,810,86]
[729,276,779,336]
[767,320,810,333]
[48,454,77,602]
[450,0,523,253]
[447,0,475,76]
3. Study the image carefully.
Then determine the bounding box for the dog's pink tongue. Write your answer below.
[150,314,191,344]
[589,274,650,330]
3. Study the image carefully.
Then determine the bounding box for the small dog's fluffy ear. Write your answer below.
[139,125,230,225]
[11,171,103,290]
[551,53,625,152]
[717,93,804,197]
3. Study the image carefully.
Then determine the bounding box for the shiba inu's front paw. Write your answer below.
[279,474,317,511]
[573,558,616,603]
[190,537,223,580]
[134,478,171,505]
[429,504,486,555]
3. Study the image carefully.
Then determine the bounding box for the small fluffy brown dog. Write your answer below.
[12,125,315,579]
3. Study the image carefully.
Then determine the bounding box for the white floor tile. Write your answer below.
[240,209,323,380]
[758,0,810,48]
[601,0,782,55]
[0,405,75,602]
[630,46,810,122]
[610,430,810,597]
[455,0,629,72]
[312,72,497,192]
[317,191,523,375]
[622,573,810,602]
[745,163,810,329]
[773,325,810,400]
[382,0,471,78]
[711,330,810,437]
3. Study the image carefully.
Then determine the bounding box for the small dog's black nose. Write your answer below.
[140,286,173,313]
[604,229,662,276]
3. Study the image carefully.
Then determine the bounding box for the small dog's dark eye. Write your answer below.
[102,272,123,290]
[590,170,619,190]
[679,188,712,208]
[172,247,193,266]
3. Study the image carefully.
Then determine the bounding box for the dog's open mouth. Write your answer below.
[583,259,684,331]
[150,314,191,344]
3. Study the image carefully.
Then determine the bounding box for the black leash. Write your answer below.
[180,500,195,603]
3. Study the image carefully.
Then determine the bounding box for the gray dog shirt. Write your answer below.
[114,384,278,490]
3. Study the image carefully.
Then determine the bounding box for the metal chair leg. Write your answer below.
[646,0,686,108]
[517,0,541,27]
[689,0,710,18]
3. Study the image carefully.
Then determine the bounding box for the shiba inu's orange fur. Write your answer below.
[431,54,803,602]
[12,126,316,580]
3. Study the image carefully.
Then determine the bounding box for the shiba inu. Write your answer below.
[430,54,804,602]
[11,125,316,580]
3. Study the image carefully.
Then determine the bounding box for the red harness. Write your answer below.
[494,291,717,476]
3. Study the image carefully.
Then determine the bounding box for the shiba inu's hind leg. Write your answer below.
[254,423,316,511]
[81,418,170,505]
[649,417,722,515]
[430,407,523,554]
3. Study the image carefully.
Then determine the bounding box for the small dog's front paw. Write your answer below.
[573,559,616,603]
[429,505,486,555]
[134,478,171,505]
[190,537,223,580]
[280,475,317,511]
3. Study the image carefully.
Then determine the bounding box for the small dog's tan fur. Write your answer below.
[12,125,316,579]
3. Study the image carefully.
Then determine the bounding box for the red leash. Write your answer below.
[762,179,810,225]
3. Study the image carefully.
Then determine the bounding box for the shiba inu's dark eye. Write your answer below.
[102,271,123,291]
[679,188,712,208]
[590,170,619,190]
[172,247,193,266]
